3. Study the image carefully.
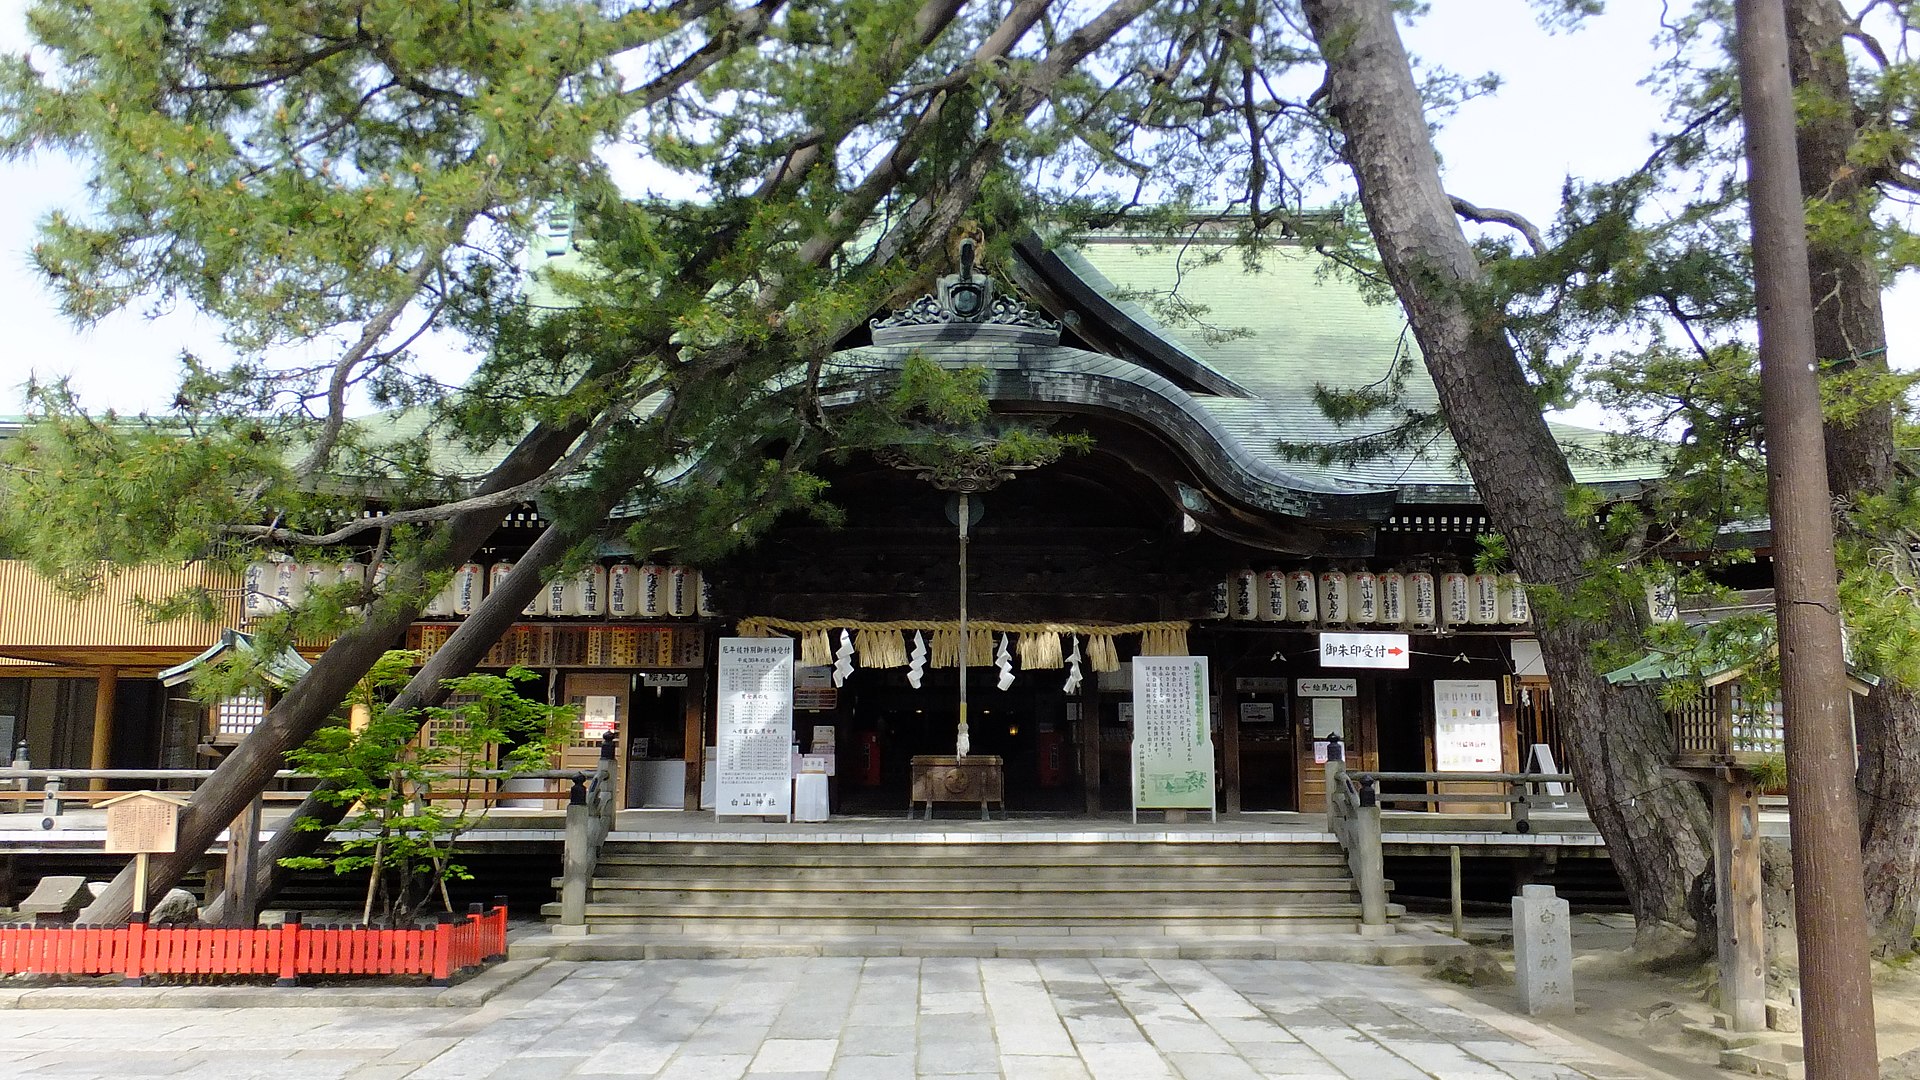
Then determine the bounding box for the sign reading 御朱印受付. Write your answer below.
[1317,632,1409,669]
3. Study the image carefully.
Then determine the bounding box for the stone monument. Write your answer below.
[1512,883,1573,1016]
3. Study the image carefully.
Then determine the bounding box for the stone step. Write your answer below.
[545,901,1388,923]
[508,928,1469,963]
[569,877,1359,897]
[591,857,1352,878]
[535,915,1381,938]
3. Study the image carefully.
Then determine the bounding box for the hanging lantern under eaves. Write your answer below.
[1500,574,1531,624]
[544,575,573,618]
[1209,578,1231,620]
[1409,571,1437,628]
[1319,571,1349,625]
[607,563,638,618]
[697,573,718,617]
[637,564,666,618]
[1259,570,1287,622]
[1351,571,1378,625]
[1286,570,1317,622]
[1231,570,1258,621]
[1470,573,1501,625]
[1441,572,1471,627]
[243,561,276,618]
[577,564,607,617]
[1379,572,1406,626]
[667,566,695,618]
[451,563,484,616]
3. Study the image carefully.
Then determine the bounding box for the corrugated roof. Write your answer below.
[0,560,242,658]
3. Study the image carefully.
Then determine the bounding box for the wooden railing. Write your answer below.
[0,767,587,819]
[1350,770,1577,834]
[557,733,620,930]
[1323,761,1389,932]
[0,902,508,985]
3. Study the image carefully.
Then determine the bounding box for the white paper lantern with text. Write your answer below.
[607,563,638,618]
[667,566,696,618]
[451,563,484,616]
[1470,573,1501,625]
[1441,572,1471,627]
[273,561,305,610]
[697,573,718,617]
[576,564,607,617]
[1210,578,1231,620]
[1231,570,1258,621]
[337,561,368,591]
[303,563,336,594]
[1319,571,1349,625]
[544,575,573,617]
[1259,570,1287,622]
[423,576,453,617]
[1379,572,1406,626]
[1501,574,1531,624]
[1410,572,1437,627]
[1287,571,1318,622]
[637,565,666,618]
[243,562,276,618]
[1350,571,1378,625]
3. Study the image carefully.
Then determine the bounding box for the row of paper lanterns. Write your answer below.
[1216,570,1530,628]
[243,561,714,620]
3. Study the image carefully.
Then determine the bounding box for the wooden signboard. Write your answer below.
[102,792,186,854]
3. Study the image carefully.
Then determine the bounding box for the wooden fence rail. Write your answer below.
[0,903,507,985]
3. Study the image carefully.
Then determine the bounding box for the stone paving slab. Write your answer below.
[0,956,1683,1079]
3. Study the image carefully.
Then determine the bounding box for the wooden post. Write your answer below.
[1081,694,1101,814]
[132,852,149,918]
[1221,666,1243,815]
[683,674,706,811]
[223,795,265,928]
[89,667,118,792]
[1735,0,1877,1069]
[1450,845,1464,938]
[1712,774,1768,1032]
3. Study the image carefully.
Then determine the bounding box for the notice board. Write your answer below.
[1131,656,1215,812]
[715,638,794,817]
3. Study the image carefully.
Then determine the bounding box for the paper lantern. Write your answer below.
[423,576,453,617]
[1441,572,1471,627]
[607,563,638,618]
[1470,573,1500,625]
[451,563,484,616]
[667,566,696,618]
[544,575,573,617]
[576,564,607,617]
[272,561,305,610]
[1319,571,1348,625]
[1286,571,1318,622]
[1259,570,1287,622]
[1409,572,1437,627]
[303,563,336,593]
[1351,571,1378,625]
[1209,578,1231,620]
[637,565,666,618]
[1500,574,1531,624]
[1379,572,1406,626]
[337,561,368,591]
[243,561,276,618]
[697,573,718,617]
[1231,570,1258,621]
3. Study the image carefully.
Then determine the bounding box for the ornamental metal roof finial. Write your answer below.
[869,231,1060,346]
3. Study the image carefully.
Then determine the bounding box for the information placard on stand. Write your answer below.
[1130,655,1216,822]
[715,638,794,819]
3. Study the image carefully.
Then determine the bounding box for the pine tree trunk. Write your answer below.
[1299,0,1714,937]
[201,519,584,921]
[1785,0,1919,954]
[78,421,589,924]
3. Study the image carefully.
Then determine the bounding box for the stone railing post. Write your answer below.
[558,773,592,932]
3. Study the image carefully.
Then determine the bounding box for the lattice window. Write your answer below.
[212,692,267,740]
[1728,683,1785,754]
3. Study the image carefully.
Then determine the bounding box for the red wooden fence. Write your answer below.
[0,903,507,985]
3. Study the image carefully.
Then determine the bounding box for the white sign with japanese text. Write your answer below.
[1434,679,1502,772]
[1131,656,1215,811]
[1318,632,1410,669]
[716,638,794,817]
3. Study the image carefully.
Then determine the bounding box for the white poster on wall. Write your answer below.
[1131,656,1216,815]
[1433,679,1502,772]
[715,638,795,817]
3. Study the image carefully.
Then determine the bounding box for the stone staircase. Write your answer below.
[515,834,1461,962]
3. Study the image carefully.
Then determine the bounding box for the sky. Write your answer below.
[0,0,1910,419]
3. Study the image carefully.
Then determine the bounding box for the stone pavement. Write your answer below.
[0,957,1677,1080]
